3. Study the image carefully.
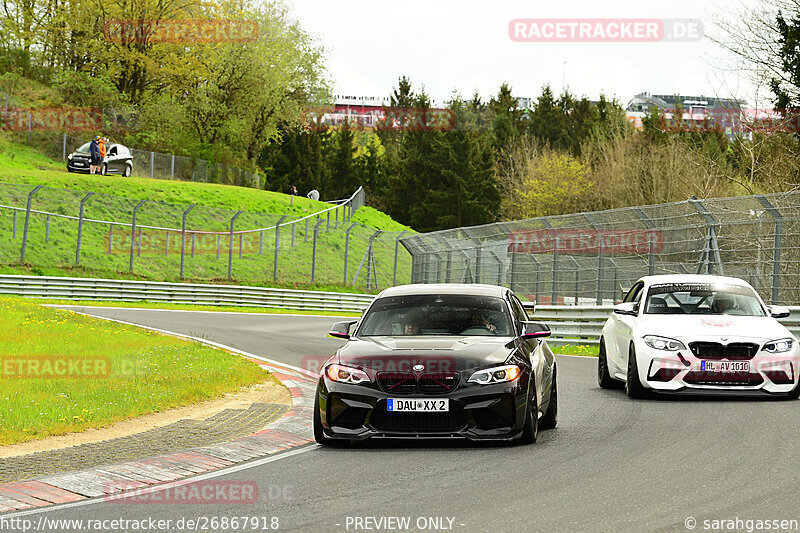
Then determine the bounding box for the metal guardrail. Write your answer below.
[524,304,800,346]
[3,275,798,345]
[0,275,375,313]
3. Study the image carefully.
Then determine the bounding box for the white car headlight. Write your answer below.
[763,338,794,353]
[67,154,73,160]
[325,364,370,384]
[468,364,521,385]
[643,335,686,351]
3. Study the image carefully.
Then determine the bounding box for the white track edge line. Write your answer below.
[47,304,359,320]
[63,310,319,379]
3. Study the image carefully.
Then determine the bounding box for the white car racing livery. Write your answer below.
[599,274,800,398]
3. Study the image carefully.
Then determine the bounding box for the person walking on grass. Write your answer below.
[307,187,320,202]
[89,136,101,175]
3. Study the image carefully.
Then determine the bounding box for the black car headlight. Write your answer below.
[643,335,686,351]
[325,363,370,384]
[468,364,521,385]
[763,338,794,353]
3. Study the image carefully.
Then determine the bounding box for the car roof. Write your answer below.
[377,283,509,299]
[637,274,752,287]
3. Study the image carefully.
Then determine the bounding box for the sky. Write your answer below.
[288,0,773,108]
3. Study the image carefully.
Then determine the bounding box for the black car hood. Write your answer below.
[337,336,515,373]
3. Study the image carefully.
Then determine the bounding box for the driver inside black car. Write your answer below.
[464,310,497,333]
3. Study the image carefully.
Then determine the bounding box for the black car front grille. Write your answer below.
[377,372,459,395]
[689,342,759,360]
[370,404,467,433]
[377,373,418,394]
[684,371,764,387]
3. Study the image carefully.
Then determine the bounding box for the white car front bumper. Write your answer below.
[633,339,800,395]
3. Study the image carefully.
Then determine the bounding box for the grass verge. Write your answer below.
[0,296,273,446]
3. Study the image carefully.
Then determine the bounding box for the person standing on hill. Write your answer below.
[89,136,101,175]
[307,187,320,201]
[98,137,107,173]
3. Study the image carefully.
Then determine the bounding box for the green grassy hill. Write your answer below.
[0,135,413,292]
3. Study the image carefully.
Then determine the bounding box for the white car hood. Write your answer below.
[635,314,793,342]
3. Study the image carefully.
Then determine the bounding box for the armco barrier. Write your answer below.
[0,275,374,313]
[2,275,798,344]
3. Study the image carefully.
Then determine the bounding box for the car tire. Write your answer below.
[100,163,107,176]
[313,392,346,446]
[67,167,74,173]
[123,164,132,177]
[539,365,558,430]
[598,338,620,389]
[626,343,648,399]
[517,383,539,444]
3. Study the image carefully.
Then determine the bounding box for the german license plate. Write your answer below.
[387,398,449,412]
[701,361,750,372]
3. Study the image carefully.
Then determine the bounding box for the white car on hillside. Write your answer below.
[598,274,800,398]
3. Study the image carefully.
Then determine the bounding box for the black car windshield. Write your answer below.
[357,294,512,336]
[76,142,91,153]
[644,282,766,316]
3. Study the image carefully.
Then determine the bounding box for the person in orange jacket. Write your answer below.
[98,138,107,173]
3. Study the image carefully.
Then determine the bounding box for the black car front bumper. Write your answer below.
[316,376,530,442]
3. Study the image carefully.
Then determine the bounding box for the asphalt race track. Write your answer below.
[11,307,800,532]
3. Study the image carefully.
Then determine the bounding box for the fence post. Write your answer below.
[216,235,221,260]
[227,210,243,279]
[311,218,325,282]
[45,215,50,243]
[129,200,146,272]
[150,151,155,179]
[20,185,44,263]
[304,218,309,243]
[291,224,295,247]
[273,215,288,282]
[343,223,358,284]
[62,134,67,161]
[551,236,560,305]
[259,230,264,255]
[13,211,17,239]
[75,192,94,265]
[335,206,339,229]
[108,225,113,254]
[170,155,175,180]
[756,195,783,304]
[393,231,408,286]
[180,205,195,279]
[165,231,170,256]
[326,211,330,232]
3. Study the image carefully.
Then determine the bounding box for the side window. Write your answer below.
[511,296,529,322]
[108,146,118,156]
[623,282,644,304]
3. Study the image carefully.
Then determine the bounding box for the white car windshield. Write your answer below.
[357,294,512,336]
[644,282,766,316]
[76,142,91,153]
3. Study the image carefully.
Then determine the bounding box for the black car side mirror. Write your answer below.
[521,321,551,339]
[329,320,358,339]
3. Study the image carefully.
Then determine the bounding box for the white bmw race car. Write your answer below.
[599,274,800,398]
